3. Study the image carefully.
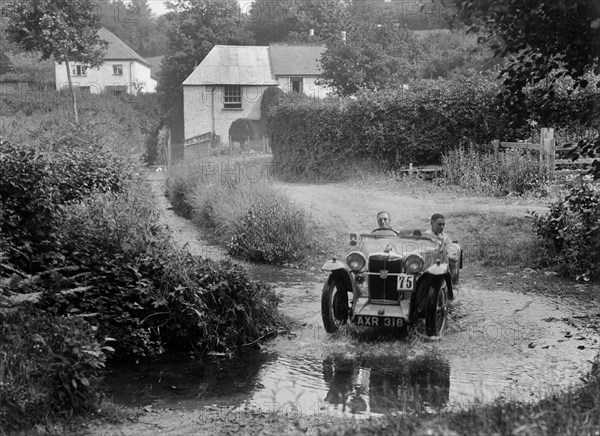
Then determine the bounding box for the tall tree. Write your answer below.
[246,0,297,44]
[319,22,423,95]
[2,0,107,124]
[454,0,600,176]
[283,0,349,43]
[247,0,348,45]
[92,0,167,57]
[158,0,253,143]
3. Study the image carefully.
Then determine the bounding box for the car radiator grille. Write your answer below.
[368,256,402,304]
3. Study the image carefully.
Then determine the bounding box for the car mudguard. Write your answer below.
[322,259,348,272]
[424,262,448,276]
[411,271,454,322]
[321,260,359,297]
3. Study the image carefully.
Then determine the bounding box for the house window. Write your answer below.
[70,64,87,76]
[113,64,123,75]
[291,78,303,94]
[224,85,242,109]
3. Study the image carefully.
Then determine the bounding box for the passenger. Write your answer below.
[425,212,461,288]
[424,213,452,253]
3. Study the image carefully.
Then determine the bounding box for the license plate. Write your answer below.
[397,274,415,291]
[354,315,404,327]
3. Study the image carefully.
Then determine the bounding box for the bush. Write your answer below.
[0,136,133,273]
[442,146,542,195]
[34,183,286,358]
[188,172,313,264]
[530,183,600,280]
[0,308,107,433]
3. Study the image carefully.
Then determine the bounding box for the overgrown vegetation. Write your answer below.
[0,92,285,433]
[0,308,108,433]
[530,183,600,281]
[442,146,542,195]
[166,158,317,264]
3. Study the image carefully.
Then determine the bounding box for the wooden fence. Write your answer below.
[400,127,596,180]
[493,127,596,181]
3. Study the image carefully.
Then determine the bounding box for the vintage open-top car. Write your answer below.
[321,229,462,337]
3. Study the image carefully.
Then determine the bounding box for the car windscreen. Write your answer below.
[360,236,439,255]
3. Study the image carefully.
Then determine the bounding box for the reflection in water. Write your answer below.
[321,353,450,416]
[104,351,451,417]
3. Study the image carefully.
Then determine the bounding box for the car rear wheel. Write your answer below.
[321,276,349,333]
[425,279,448,337]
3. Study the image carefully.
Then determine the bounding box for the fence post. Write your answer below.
[541,127,555,181]
[493,139,500,159]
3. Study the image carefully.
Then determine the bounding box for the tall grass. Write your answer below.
[443,146,542,195]
[166,157,316,264]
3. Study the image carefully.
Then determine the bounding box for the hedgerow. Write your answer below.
[267,71,597,182]
[268,72,512,180]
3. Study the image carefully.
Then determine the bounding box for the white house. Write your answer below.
[269,43,330,99]
[182,44,331,151]
[55,27,157,94]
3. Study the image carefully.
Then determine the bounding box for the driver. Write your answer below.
[376,211,392,229]
[373,211,398,235]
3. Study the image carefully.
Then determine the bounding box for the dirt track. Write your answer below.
[86,171,599,436]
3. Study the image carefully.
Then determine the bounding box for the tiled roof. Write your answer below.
[269,44,325,76]
[98,27,150,67]
[183,45,279,86]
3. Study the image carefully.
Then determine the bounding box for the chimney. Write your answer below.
[309,28,314,37]
[341,31,346,43]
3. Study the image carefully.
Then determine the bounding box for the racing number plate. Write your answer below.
[397,273,414,291]
[354,315,404,327]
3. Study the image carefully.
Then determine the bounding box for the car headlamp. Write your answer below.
[405,254,424,273]
[446,243,460,262]
[346,252,366,272]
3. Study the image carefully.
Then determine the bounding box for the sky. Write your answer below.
[147,0,253,16]
[147,1,169,16]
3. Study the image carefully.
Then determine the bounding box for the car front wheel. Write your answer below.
[321,276,349,333]
[425,279,448,337]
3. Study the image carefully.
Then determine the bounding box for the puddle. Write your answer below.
[104,351,277,409]
[103,350,520,418]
